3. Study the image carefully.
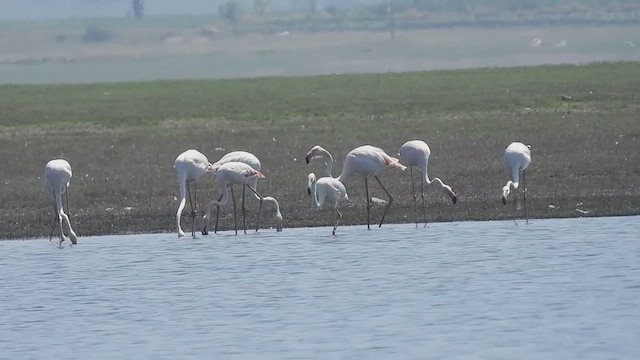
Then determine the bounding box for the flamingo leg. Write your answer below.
[374,175,393,228]
[523,169,528,224]
[512,187,518,225]
[231,186,238,235]
[214,192,223,234]
[49,200,57,242]
[420,169,427,227]
[51,187,65,246]
[246,186,263,232]
[242,185,247,234]
[187,181,197,238]
[409,166,418,227]
[62,186,77,245]
[364,178,371,230]
[333,208,343,236]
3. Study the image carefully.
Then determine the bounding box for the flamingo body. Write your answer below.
[175,149,211,238]
[399,140,457,225]
[202,161,266,234]
[211,151,282,232]
[336,145,406,182]
[44,159,78,245]
[502,142,532,223]
[306,147,349,234]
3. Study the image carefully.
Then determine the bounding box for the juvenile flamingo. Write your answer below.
[307,145,406,229]
[502,142,532,223]
[44,159,78,246]
[202,161,266,235]
[175,149,212,238]
[399,140,457,226]
[305,146,348,235]
[210,151,282,232]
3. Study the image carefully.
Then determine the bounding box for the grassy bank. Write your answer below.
[1,61,639,239]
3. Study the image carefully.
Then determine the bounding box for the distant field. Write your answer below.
[0,61,639,239]
[0,19,639,83]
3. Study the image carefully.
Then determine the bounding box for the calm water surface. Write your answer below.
[1,216,639,359]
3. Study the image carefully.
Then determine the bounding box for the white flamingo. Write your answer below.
[202,161,266,235]
[307,144,406,229]
[210,151,283,232]
[175,149,212,238]
[399,140,457,226]
[44,159,78,246]
[305,145,348,235]
[502,142,532,223]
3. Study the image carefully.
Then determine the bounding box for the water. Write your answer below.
[1,216,639,359]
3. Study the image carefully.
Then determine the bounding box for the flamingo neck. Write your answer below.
[308,174,320,207]
[204,184,230,220]
[318,148,334,177]
[510,166,521,189]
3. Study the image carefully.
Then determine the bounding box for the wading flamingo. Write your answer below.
[399,140,457,226]
[175,149,212,238]
[44,159,78,246]
[210,151,283,232]
[502,142,532,224]
[202,161,266,235]
[307,145,406,229]
[305,146,348,235]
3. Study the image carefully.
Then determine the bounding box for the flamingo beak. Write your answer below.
[451,194,457,205]
[502,195,507,205]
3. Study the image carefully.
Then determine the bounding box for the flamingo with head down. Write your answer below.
[399,140,457,226]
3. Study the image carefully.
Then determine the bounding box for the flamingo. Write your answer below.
[210,151,283,232]
[502,142,532,223]
[175,149,212,238]
[202,161,266,235]
[307,144,406,229]
[44,159,78,246]
[305,145,348,235]
[398,140,457,226]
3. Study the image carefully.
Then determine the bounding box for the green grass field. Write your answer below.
[1,61,639,239]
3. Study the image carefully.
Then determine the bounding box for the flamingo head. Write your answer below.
[443,185,457,204]
[501,185,511,205]
[305,145,326,164]
[206,163,219,172]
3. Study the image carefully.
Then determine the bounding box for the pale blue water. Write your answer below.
[1,216,639,359]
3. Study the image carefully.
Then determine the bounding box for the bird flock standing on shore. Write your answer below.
[44,141,532,245]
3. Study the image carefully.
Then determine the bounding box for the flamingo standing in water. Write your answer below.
[175,149,212,238]
[210,151,283,233]
[307,145,406,229]
[502,142,532,223]
[399,140,457,226]
[305,146,348,235]
[202,161,266,235]
[44,159,78,246]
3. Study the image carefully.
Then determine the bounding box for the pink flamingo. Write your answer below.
[210,151,283,232]
[307,144,406,229]
[305,146,348,235]
[175,149,212,238]
[502,142,532,223]
[399,140,457,226]
[202,161,266,235]
[44,159,78,246]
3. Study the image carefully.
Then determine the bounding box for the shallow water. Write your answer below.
[1,216,639,359]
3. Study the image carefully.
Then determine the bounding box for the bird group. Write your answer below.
[44,141,531,245]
